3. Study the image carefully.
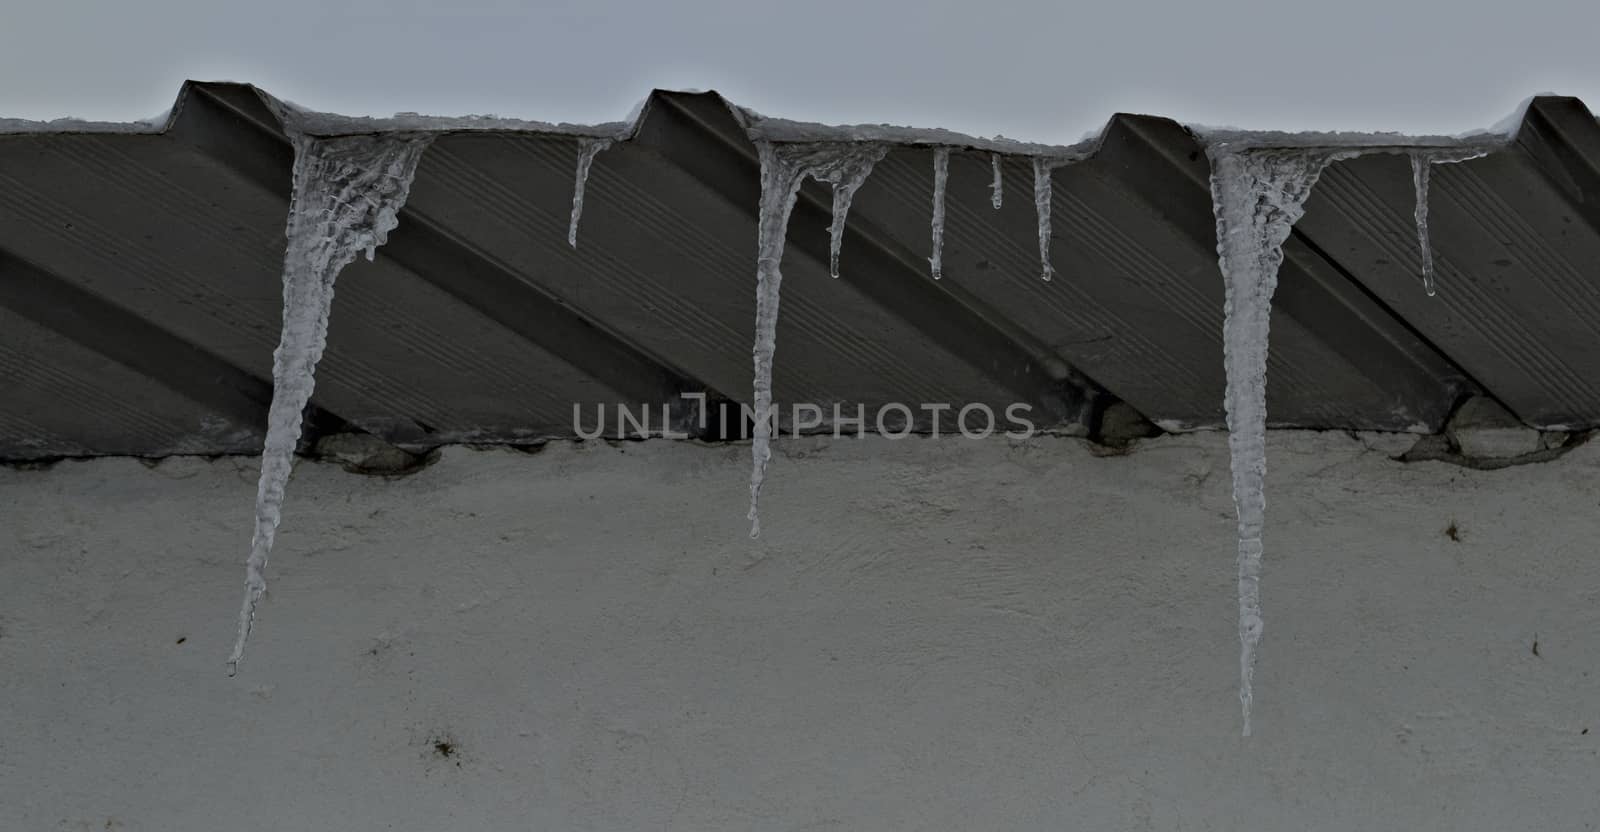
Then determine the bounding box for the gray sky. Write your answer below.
[4,0,1598,141]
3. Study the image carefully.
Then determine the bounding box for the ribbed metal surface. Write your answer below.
[1300,96,1600,430]
[1,82,1596,458]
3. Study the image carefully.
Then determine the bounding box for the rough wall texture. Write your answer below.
[2,433,1597,830]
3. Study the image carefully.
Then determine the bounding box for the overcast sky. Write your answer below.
[4,0,1598,141]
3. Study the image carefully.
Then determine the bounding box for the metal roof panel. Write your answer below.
[1,82,1593,455]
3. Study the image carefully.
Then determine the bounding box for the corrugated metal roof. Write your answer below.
[2,82,1596,458]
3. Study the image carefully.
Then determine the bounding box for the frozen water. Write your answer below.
[1205,138,1494,732]
[750,141,888,537]
[1411,152,1436,296]
[1207,145,1351,734]
[990,153,1003,210]
[227,132,432,675]
[1032,157,1067,281]
[567,137,612,249]
[824,144,888,278]
[930,148,950,280]
[1409,148,1487,297]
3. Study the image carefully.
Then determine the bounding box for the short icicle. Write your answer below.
[930,148,950,280]
[568,137,612,248]
[990,153,1003,210]
[749,141,887,536]
[227,133,432,676]
[825,143,889,278]
[1206,145,1350,734]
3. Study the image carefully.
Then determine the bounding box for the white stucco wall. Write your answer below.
[2,432,1596,830]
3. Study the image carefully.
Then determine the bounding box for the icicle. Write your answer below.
[749,141,887,537]
[827,186,850,279]
[825,144,888,278]
[1410,152,1439,296]
[1032,157,1058,281]
[567,137,612,249]
[227,133,432,676]
[1207,145,1351,734]
[930,148,950,280]
[990,153,1003,210]
[1409,148,1485,297]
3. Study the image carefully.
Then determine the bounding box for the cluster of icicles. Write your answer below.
[227,126,1489,735]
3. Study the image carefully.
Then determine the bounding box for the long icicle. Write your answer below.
[1033,157,1056,281]
[227,133,432,675]
[1207,145,1350,734]
[1410,152,1436,296]
[990,153,1003,210]
[930,148,950,280]
[749,141,887,537]
[1409,148,1486,297]
[568,137,612,248]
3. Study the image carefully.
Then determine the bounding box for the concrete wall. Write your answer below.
[2,433,1597,830]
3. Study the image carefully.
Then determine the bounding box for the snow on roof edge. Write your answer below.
[254,85,636,140]
[1188,95,1545,154]
[0,110,172,135]
[0,83,1569,160]
[732,103,1106,159]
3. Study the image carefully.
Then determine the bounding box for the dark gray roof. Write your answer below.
[2,82,1597,458]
